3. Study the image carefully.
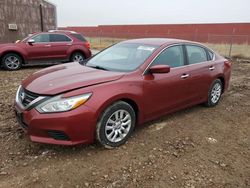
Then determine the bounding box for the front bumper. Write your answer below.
[14,102,96,145]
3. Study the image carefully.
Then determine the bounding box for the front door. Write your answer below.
[143,45,192,121]
[25,34,52,61]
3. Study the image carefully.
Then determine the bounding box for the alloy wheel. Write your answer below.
[211,83,222,104]
[105,110,132,143]
[73,54,84,62]
[5,56,20,70]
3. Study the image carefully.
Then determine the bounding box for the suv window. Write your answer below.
[186,45,208,64]
[71,34,87,42]
[152,45,184,68]
[32,34,50,43]
[49,34,71,42]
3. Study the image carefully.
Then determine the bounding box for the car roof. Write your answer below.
[31,30,80,35]
[121,38,199,46]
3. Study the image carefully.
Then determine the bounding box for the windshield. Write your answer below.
[86,43,157,72]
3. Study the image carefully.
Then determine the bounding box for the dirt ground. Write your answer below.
[0,61,249,188]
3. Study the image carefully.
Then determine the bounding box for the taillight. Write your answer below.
[224,60,232,68]
[84,42,90,49]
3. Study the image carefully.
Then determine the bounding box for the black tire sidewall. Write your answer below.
[96,101,136,148]
[2,53,22,71]
[207,79,222,107]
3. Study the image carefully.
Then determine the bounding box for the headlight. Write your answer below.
[36,93,92,113]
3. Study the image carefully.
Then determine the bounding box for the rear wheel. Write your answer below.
[96,101,136,149]
[2,53,22,71]
[70,52,85,62]
[205,79,223,107]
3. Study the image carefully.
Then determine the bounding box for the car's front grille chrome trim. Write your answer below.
[16,86,48,111]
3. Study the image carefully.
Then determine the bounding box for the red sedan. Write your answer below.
[15,38,231,148]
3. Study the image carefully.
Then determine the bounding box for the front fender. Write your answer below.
[63,79,144,125]
[0,45,27,60]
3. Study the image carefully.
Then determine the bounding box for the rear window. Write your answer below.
[186,45,208,64]
[71,34,87,42]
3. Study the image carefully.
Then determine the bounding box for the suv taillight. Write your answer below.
[84,42,90,49]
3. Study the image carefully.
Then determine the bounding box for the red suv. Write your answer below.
[15,38,231,148]
[0,30,91,70]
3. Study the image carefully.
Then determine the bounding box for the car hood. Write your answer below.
[0,43,16,48]
[22,63,125,95]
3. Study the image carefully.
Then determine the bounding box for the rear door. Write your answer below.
[143,45,193,120]
[184,44,215,102]
[48,34,72,59]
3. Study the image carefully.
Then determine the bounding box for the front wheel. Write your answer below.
[205,79,223,107]
[70,52,85,62]
[2,53,22,71]
[96,101,136,149]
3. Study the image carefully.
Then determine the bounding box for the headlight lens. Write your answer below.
[36,93,92,113]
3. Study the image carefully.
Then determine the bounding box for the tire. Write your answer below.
[96,101,136,149]
[205,79,223,107]
[2,53,22,71]
[70,52,85,62]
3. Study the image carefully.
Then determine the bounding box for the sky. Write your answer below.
[48,0,250,27]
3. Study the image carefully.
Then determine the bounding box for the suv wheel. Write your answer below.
[2,53,22,71]
[96,101,136,149]
[70,52,85,62]
[205,79,223,107]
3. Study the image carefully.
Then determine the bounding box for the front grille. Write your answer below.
[19,88,40,107]
[47,130,70,141]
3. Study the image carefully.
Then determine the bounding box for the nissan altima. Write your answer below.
[15,38,231,148]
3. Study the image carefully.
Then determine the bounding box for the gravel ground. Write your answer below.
[0,61,249,188]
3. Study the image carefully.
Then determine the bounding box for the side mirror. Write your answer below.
[28,39,35,45]
[149,65,170,74]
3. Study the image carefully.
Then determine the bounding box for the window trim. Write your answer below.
[29,33,50,43]
[143,44,186,75]
[49,33,73,43]
[184,44,209,65]
[27,33,73,44]
[143,43,216,75]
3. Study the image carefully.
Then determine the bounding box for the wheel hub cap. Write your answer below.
[105,110,132,143]
[211,83,222,104]
[5,56,20,69]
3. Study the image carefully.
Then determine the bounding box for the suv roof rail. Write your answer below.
[48,30,77,34]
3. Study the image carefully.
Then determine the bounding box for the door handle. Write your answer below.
[45,44,51,47]
[66,43,72,46]
[209,66,215,71]
[181,74,190,79]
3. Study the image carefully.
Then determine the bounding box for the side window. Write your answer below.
[152,45,184,68]
[49,34,71,42]
[32,34,50,43]
[71,34,87,42]
[186,45,208,64]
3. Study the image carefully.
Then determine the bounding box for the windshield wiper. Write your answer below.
[87,65,109,71]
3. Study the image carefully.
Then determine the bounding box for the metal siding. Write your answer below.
[61,23,250,44]
[0,0,56,43]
